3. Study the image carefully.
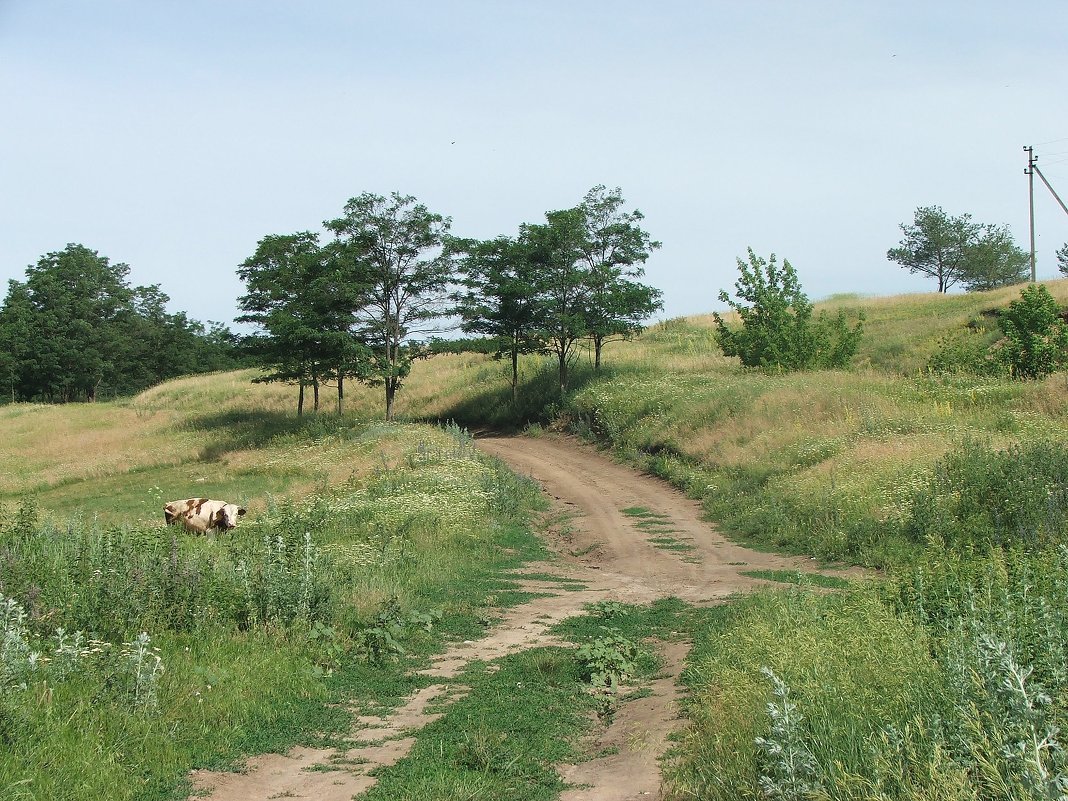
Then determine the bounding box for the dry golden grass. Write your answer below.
[0,369,444,524]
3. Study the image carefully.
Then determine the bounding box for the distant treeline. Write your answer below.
[0,244,243,403]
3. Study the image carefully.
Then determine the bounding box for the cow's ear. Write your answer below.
[237,507,247,516]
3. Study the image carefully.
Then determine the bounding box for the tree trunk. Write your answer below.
[511,338,519,406]
[385,378,396,422]
[337,373,344,416]
[557,349,568,397]
[297,383,305,417]
[313,378,320,412]
[594,336,603,370]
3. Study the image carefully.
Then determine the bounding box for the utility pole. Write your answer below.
[1025,145,1036,282]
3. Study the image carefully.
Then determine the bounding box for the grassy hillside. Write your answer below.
[0,377,570,800]
[405,280,1068,798]
[4,279,1068,800]
[408,279,1068,566]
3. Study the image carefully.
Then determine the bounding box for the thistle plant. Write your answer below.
[964,635,1068,800]
[1,597,40,691]
[754,667,825,801]
[120,632,164,711]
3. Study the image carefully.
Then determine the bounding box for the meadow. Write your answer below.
[0,374,569,800]
[3,278,1068,800]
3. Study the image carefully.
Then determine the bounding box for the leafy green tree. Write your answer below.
[324,192,455,421]
[889,206,1030,293]
[0,245,238,404]
[21,244,134,401]
[713,249,864,370]
[237,232,366,415]
[993,284,1068,379]
[573,186,663,368]
[960,224,1029,291]
[887,206,978,293]
[523,209,591,396]
[451,235,546,404]
[1057,243,1068,277]
[0,281,36,403]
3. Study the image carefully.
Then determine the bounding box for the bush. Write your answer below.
[994,284,1068,379]
[713,249,864,370]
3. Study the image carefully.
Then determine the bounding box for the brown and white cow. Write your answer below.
[163,498,246,534]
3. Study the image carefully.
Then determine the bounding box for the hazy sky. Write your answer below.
[2,1,1067,331]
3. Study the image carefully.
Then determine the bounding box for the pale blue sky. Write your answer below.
[2,1,1067,329]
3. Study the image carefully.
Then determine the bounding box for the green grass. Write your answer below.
[0,404,554,800]
[739,569,853,589]
[356,650,593,801]
[6,280,1068,800]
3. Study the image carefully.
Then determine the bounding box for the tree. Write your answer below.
[1057,243,1068,277]
[523,209,591,396]
[713,249,863,370]
[452,235,546,404]
[994,284,1068,379]
[237,232,366,415]
[960,224,1029,291]
[888,206,1030,293]
[887,206,978,293]
[324,193,455,421]
[0,281,36,403]
[21,244,135,401]
[0,244,238,404]
[573,186,663,368]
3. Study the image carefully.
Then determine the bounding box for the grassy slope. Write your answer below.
[0,375,565,800]
[409,279,1068,565]
[5,279,1068,800]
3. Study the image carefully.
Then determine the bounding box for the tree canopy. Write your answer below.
[236,232,368,415]
[887,206,1028,292]
[572,186,663,369]
[323,192,454,421]
[0,244,238,403]
[237,186,663,413]
[452,234,546,404]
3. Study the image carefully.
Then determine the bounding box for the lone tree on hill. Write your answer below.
[888,206,1028,292]
[713,249,863,370]
[324,192,455,421]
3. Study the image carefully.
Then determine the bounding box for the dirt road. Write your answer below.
[191,434,836,801]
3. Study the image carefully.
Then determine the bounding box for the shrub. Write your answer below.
[927,326,1004,376]
[994,284,1068,379]
[574,628,639,689]
[713,249,864,370]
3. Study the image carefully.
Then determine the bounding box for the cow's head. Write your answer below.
[212,504,247,530]
[163,502,183,525]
